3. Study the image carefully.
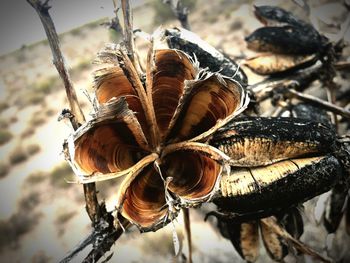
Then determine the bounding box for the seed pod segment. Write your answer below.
[215,155,343,215]
[210,117,336,167]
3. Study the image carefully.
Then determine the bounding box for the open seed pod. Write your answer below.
[245,26,323,55]
[63,42,249,231]
[246,5,328,55]
[243,53,318,75]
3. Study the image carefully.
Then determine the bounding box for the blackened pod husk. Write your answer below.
[214,155,343,215]
[165,27,248,85]
[245,26,326,55]
[254,5,312,29]
[217,220,260,262]
[210,117,336,167]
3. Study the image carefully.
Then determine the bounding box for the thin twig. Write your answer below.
[110,0,123,34]
[276,87,350,120]
[334,61,350,70]
[82,216,131,263]
[121,0,135,64]
[164,0,191,30]
[60,208,131,263]
[27,0,101,225]
[26,0,85,126]
[182,208,193,263]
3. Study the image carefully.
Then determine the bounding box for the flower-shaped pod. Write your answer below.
[64,42,249,231]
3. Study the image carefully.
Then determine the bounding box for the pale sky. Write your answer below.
[0,0,144,55]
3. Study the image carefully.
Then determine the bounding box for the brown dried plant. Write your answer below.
[64,41,249,231]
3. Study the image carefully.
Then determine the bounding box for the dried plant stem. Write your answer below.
[280,88,350,120]
[109,0,123,35]
[326,83,339,130]
[26,0,85,125]
[121,0,135,63]
[182,208,193,263]
[26,0,101,225]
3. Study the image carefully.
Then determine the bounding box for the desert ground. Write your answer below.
[0,0,349,262]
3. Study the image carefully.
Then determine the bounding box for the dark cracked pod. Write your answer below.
[64,42,249,231]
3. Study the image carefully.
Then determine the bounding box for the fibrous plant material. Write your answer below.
[214,155,343,216]
[64,41,249,231]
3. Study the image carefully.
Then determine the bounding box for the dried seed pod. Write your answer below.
[215,155,343,215]
[210,117,336,167]
[244,53,318,75]
[259,219,289,261]
[323,182,348,233]
[165,27,248,84]
[217,217,290,262]
[64,43,249,231]
[277,206,304,239]
[217,220,260,263]
[245,26,323,55]
[247,5,328,55]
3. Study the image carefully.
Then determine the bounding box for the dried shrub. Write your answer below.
[0,192,41,251]
[27,144,41,155]
[0,118,9,129]
[21,127,35,139]
[0,101,9,113]
[0,130,13,145]
[0,162,9,178]
[25,171,47,185]
[50,163,74,189]
[45,108,55,117]
[29,113,46,127]
[152,0,196,25]
[9,147,28,165]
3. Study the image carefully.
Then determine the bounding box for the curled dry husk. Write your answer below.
[244,53,318,75]
[63,38,249,231]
